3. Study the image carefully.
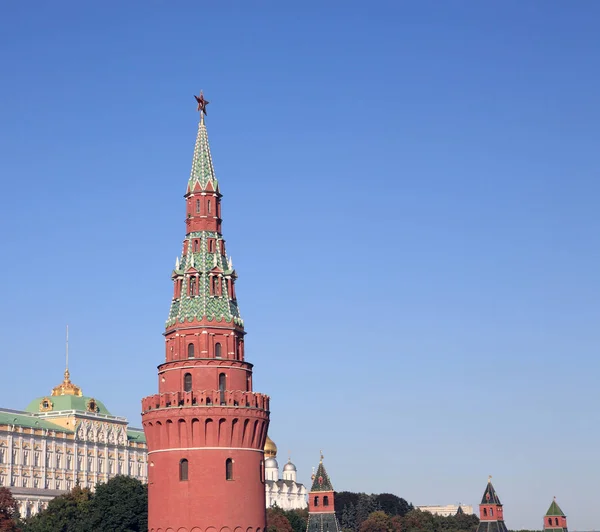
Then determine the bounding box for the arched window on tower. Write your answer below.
[555,519,559,526]
[324,496,329,506]
[314,496,319,507]
[187,343,195,358]
[189,277,196,296]
[219,373,226,404]
[208,200,212,214]
[490,508,494,517]
[225,458,233,480]
[212,276,219,295]
[548,519,552,526]
[193,240,198,252]
[179,459,188,481]
[209,239,214,253]
[196,199,200,213]
[215,342,222,359]
[184,373,192,392]
[483,509,487,517]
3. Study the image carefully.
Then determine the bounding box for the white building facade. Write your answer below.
[264,436,307,510]
[417,504,474,517]
[0,370,147,518]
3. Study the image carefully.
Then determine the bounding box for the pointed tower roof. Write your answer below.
[546,499,565,517]
[456,506,465,515]
[481,477,502,505]
[187,114,218,194]
[310,454,334,492]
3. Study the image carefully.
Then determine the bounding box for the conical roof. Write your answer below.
[546,499,565,517]
[310,457,334,492]
[187,117,218,194]
[481,478,502,505]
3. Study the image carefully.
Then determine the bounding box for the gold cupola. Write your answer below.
[51,368,83,397]
[264,435,277,458]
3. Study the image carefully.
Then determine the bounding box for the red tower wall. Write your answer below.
[141,115,269,532]
[308,490,335,513]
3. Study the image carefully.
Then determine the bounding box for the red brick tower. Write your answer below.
[544,498,568,532]
[142,94,270,532]
[475,477,509,532]
[306,454,341,531]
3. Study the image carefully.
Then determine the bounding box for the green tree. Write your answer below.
[374,494,412,517]
[267,507,293,532]
[82,476,147,532]
[0,487,20,532]
[360,511,394,532]
[282,509,308,532]
[22,484,92,532]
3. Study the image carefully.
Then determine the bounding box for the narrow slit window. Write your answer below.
[188,343,195,358]
[208,200,212,214]
[226,458,233,480]
[215,342,222,359]
[196,199,200,213]
[184,373,192,392]
[180,459,188,481]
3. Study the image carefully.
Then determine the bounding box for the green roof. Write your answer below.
[127,429,147,444]
[187,119,218,194]
[310,460,334,492]
[25,395,112,416]
[546,500,565,517]
[0,410,72,432]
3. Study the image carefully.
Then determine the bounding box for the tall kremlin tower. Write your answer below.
[141,93,270,531]
[474,477,509,532]
[306,454,341,532]
[543,498,568,532]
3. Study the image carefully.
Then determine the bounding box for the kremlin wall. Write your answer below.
[0,96,574,530]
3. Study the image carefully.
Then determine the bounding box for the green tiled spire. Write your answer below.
[310,458,334,492]
[546,499,565,517]
[166,231,242,328]
[187,116,218,194]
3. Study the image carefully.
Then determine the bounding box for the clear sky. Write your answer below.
[1,2,599,529]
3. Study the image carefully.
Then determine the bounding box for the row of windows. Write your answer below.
[191,238,221,253]
[548,518,561,526]
[483,508,494,517]
[313,495,330,507]
[187,342,222,358]
[180,458,235,481]
[194,198,214,214]
[186,275,231,297]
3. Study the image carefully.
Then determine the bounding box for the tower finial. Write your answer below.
[488,475,492,483]
[320,450,324,462]
[194,90,209,124]
[65,325,69,373]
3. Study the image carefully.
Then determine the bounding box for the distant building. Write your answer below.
[417,504,474,516]
[475,477,508,532]
[306,454,342,532]
[544,497,568,532]
[264,435,307,510]
[0,367,147,517]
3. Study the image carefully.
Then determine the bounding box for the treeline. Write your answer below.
[4,476,148,532]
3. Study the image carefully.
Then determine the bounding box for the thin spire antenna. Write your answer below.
[66,325,69,371]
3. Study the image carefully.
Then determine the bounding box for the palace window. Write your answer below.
[226,458,233,480]
[184,373,192,392]
[188,343,195,358]
[180,459,188,481]
[215,342,222,359]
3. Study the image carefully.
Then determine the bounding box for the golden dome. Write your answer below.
[51,369,83,397]
[264,435,277,458]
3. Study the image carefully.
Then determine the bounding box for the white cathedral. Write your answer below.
[264,435,307,510]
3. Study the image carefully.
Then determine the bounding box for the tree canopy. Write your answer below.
[0,487,20,532]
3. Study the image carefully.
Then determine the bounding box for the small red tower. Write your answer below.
[141,96,270,532]
[544,498,568,532]
[306,454,341,531]
[475,477,509,532]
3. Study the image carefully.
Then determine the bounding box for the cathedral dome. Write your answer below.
[264,435,277,458]
[265,457,278,469]
[283,461,297,472]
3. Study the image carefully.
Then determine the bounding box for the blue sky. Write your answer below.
[1,2,599,528]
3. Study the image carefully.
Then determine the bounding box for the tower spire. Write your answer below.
[142,94,269,532]
[474,477,508,532]
[307,454,341,531]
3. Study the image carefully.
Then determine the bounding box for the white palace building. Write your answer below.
[0,368,147,517]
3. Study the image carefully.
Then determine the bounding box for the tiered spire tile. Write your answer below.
[310,459,334,492]
[187,118,218,194]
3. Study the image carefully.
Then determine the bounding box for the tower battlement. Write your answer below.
[142,390,270,412]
